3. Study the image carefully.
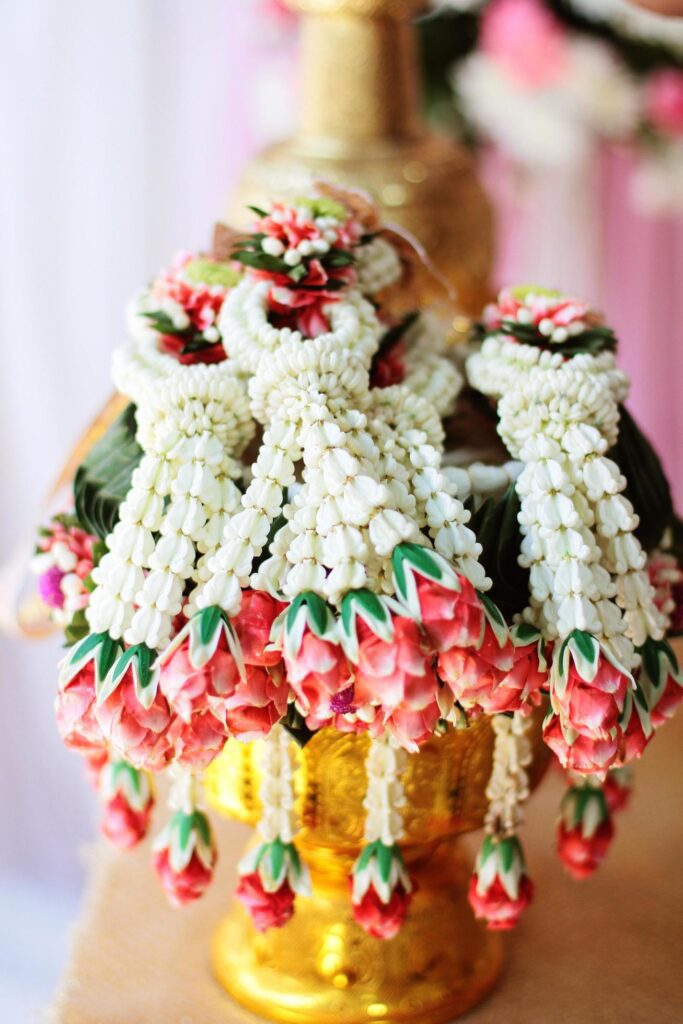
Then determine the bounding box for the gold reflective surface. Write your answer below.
[207,712,550,1022]
[229,2,492,315]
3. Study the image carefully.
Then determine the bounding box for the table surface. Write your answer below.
[50,713,683,1024]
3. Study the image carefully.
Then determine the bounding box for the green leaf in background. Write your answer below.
[469,484,529,621]
[281,704,317,749]
[74,404,143,541]
[609,404,674,554]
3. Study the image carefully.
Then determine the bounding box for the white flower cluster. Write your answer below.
[491,351,665,659]
[221,279,380,380]
[484,712,532,836]
[355,235,403,296]
[199,275,491,609]
[455,36,639,169]
[402,313,463,419]
[257,723,298,845]
[362,732,407,846]
[466,334,628,406]
[88,361,252,649]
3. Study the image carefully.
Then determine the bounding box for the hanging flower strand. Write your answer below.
[351,731,414,940]
[152,768,217,907]
[469,712,534,930]
[235,723,311,932]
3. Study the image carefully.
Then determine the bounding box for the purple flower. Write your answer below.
[38,565,65,609]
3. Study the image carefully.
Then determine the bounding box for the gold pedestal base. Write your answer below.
[212,841,503,1024]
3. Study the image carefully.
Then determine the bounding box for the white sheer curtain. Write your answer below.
[0,0,264,1011]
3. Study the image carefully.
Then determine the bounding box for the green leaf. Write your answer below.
[392,548,408,601]
[74,404,143,541]
[498,838,515,874]
[355,840,378,874]
[269,838,285,882]
[608,404,674,553]
[64,608,89,646]
[281,704,316,748]
[233,250,288,274]
[305,593,331,638]
[246,204,269,219]
[97,635,121,683]
[142,310,189,338]
[570,630,599,673]
[69,631,106,665]
[376,842,394,884]
[467,484,529,620]
[199,606,224,648]
[405,544,443,580]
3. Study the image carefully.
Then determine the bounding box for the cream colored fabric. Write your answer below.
[50,714,683,1024]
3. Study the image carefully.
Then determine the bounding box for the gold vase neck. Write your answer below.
[295,11,425,147]
[286,0,428,16]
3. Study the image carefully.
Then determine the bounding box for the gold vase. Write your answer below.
[229,0,492,314]
[205,711,549,1023]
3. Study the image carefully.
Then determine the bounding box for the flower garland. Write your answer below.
[351,732,413,939]
[236,723,310,932]
[469,712,535,929]
[34,190,682,940]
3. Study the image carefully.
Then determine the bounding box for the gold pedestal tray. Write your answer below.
[205,713,549,1023]
[230,0,492,313]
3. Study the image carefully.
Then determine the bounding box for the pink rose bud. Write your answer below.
[556,783,614,880]
[99,759,155,850]
[55,659,105,754]
[232,589,286,667]
[438,620,516,714]
[350,841,414,940]
[96,646,173,773]
[415,573,484,652]
[236,838,311,931]
[235,872,296,932]
[468,834,533,931]
[284,629,352,728]
[352,882,412,940]
[152,809,216,907]
[602,768,632,814]
[354,617,437,715]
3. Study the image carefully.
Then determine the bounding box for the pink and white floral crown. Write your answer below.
[35,192,682,937]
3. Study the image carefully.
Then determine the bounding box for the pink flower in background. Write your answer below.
[381,701,441,753]
[235,872,296,932]
[557,817,614,879]
[55,662,105,755]
[34,516,96,619]
[101,791,153,849]
[415,574,483,652]
[645,69,683,138]
[153,846,215,908]
[354,617,437,714]
[602,770,632,814]
[284,630,352,727]
[468,873,534,930]
[150,253,227,334]
[543,714,619,776]
[647,549,683,622]
[480,0,570,89]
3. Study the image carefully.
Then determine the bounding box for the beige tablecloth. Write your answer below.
[50,714,683,1024]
